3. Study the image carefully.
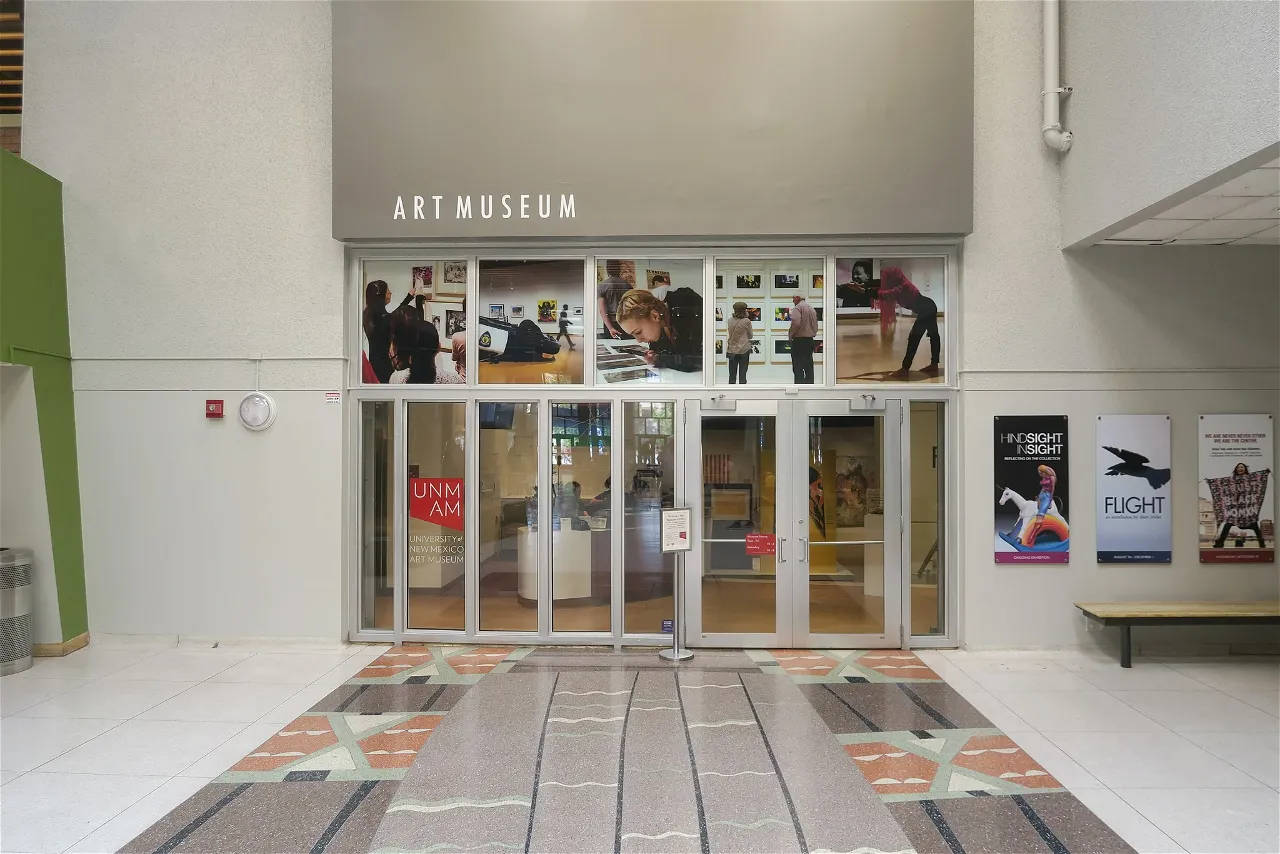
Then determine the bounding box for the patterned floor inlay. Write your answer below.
[122,646,1134,854]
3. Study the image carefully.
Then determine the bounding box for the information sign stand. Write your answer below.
[659,508,694,662]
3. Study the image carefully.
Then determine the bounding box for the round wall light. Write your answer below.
[238,392,277,431]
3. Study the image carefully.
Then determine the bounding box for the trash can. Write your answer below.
[0,547,34,676]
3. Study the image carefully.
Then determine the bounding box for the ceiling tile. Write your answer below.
[1155,195,1252,220]
[1216,196,1280,219]
[1233,224,1280,244]
[1206,169,1280,197]
[1172,218,1276,240]
[1111,219,1199,240]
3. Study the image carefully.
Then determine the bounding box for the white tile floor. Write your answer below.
[918,649,1280,854]
[1,644,1276,853]
[0,639,390,854]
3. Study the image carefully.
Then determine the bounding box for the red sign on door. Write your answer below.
[744,533,776,556]
[409,478,464,531]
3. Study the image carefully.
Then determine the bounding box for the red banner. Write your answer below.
[409,478,464,531]
[744,533,776,556]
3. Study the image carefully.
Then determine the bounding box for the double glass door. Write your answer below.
[685,399,902,647]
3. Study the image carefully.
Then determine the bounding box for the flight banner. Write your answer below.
[1096,415,1172,563]
[1199,414,1274,563]
[994,416,1070,564]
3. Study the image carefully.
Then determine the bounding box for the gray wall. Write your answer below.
[333,0,973,240]
[1061,0,1280,247]
[965,0,1279,651]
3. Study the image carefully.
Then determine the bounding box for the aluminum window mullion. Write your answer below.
[538,401,551,637]
[464,399,479,639]
[610,398,624,645]
[392,399,407,638]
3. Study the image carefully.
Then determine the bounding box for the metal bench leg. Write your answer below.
[1120,623,1132,668]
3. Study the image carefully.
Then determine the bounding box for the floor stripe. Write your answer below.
[613,672,640,854]
[739,674,808,854]
[897,685,956,728]
[334,684,370,713]
[920,799,966,854]
[152,783,252,854]
[675,672,711,854]
[419,683,449,712]
[523,673,560,854]
[311,780,378,854]
[1011,794,1069,854]
[821,684,882,732]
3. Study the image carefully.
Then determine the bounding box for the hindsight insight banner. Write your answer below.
[1096,415,1172,563]
[1199,414,1274,564]
[994,416,1069,564]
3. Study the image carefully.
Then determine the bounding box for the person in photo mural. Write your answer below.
[556,309,575,350]
[787,294,818,383]
[614,276,702,372]
[388,308,464,385]
[597,259,633,340]
[1020,464,1059,548]
[842,265,940,379]
[726,301,753,384]
[1208,462,1271,549]
[362,279,422,383]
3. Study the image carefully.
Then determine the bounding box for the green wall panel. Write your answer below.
[0,150,88,640]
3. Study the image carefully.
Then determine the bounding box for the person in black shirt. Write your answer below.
[363,279,419,383]
[615,283,702,372]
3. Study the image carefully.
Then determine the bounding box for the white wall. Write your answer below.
[22,1,344,639]
[0,365,63,644]
[964,1,1280,651]
[1060,0,1280,246]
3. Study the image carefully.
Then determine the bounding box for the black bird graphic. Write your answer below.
[1103,446,1171,490]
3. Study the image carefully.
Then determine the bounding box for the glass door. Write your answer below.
[685,399,901,648]
[792,399,901,647]
[685,400,789,647]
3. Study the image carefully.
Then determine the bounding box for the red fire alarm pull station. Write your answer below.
[205,400,224,419]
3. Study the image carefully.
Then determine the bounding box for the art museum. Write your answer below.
[0,1,1277,852]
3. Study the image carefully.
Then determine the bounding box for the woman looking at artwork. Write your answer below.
[388,310,464,385]
[726,300,753,384]
[363,279,420,383]
[615,283,702,372]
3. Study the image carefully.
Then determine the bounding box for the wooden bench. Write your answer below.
[1074,601,1280,667]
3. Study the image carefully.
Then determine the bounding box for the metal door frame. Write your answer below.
[684,396,902,649]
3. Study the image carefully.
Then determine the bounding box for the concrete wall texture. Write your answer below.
[1060,0,1280,246]
[18,0,1280,648]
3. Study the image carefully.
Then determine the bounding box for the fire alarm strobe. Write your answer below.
[238,392,277,431]
[205,400,224,419]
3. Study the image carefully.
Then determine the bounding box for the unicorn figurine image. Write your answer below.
[998,465,1070,552]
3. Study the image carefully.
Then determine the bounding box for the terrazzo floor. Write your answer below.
[112,646,1135,854]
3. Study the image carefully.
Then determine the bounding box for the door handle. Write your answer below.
[776,537,786,563]
[799,537,808,559]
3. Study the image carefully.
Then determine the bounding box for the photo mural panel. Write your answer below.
[595,258,703,385]
[1199,414,1274,563]
[715,257,823,385]
[994,416,1070,564]
[478,259,584,385]
[360,259,468,385]
[834,256,945,385]
[1096,415,1172,563]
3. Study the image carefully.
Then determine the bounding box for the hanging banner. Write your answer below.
[1198,414,1274,563]
[1096,415,1172,563]
[994,416,1070,564]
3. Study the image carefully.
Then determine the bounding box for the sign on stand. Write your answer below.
[661,507,692,553]
[659,508,694,662]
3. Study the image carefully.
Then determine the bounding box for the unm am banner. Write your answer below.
[1096,415,1172,563]
[1199,414,1274,563]
[994,416,1069,564]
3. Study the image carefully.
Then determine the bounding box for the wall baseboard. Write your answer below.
[33,631,89,657]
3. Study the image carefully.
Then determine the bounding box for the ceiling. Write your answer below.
[0,0,17,117]
[1101,158,1280,246]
